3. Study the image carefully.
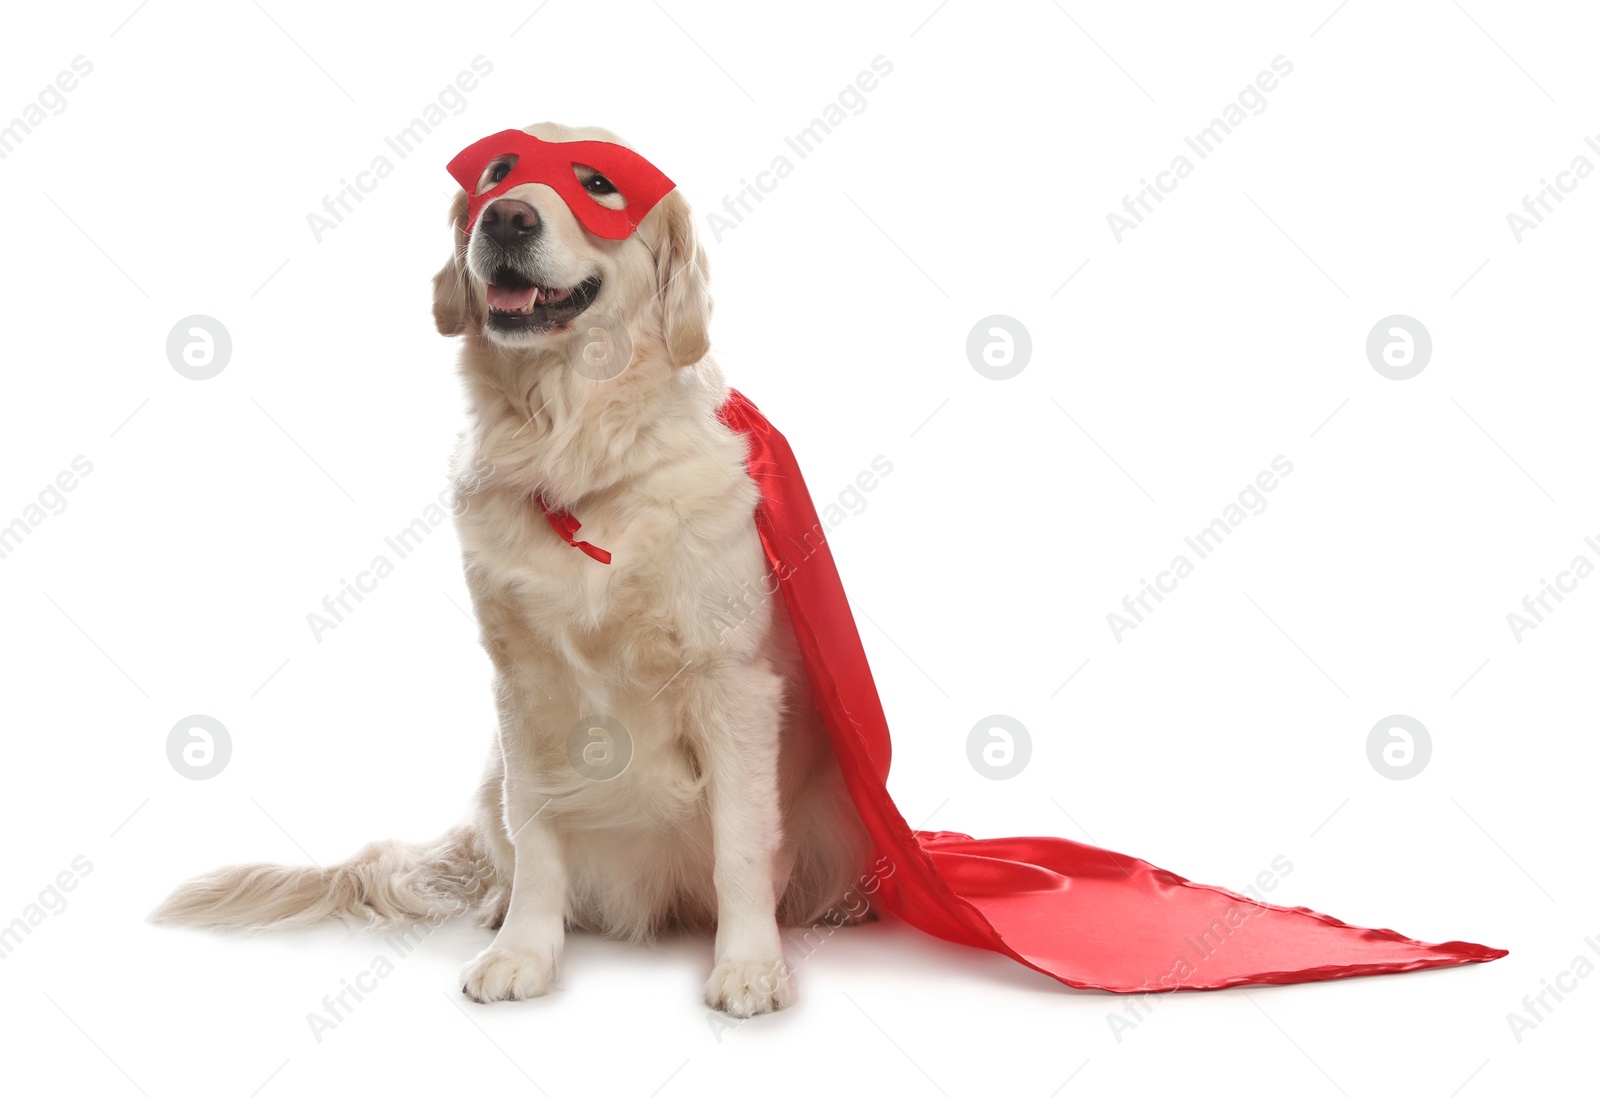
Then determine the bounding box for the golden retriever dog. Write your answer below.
[154,122,871,1017]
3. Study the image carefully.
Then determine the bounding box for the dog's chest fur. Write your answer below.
[448,362,777,824]
[456,376,765,666]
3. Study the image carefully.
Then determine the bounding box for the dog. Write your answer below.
[153,122,872,1018]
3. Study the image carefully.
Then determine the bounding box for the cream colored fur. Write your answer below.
[153,122,871,1018]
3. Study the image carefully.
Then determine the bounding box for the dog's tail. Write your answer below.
[149,822,505,930]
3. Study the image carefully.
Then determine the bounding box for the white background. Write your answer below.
[0,0,1594,1093]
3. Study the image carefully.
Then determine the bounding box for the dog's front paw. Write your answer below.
[704,957,794,1017]
[461,944,559,1003]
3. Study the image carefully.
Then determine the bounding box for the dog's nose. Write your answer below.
[481,199,540,245]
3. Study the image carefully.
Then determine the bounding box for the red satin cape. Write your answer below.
[715,388,1506,992]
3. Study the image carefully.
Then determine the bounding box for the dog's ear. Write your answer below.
[432,190,479,337]
[646,190,711,367]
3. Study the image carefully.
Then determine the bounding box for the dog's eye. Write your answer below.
[477,156,518,193]
[572,167,620,202]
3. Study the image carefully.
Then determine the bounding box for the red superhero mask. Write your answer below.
[446,129,675,240]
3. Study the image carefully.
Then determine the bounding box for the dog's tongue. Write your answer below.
[488,284,537,310]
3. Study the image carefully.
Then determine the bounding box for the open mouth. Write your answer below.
[485,272,602,333]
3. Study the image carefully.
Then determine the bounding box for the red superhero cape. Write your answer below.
[711,388,1506,992]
